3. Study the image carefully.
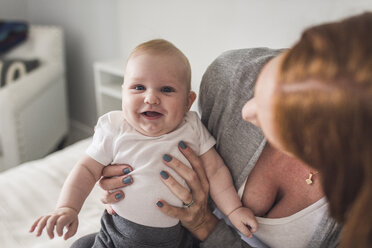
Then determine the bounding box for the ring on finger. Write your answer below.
[182,199,195,208]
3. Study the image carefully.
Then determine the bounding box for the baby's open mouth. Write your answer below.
[142,111,162,118]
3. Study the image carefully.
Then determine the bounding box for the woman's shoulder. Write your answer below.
[204,48,284,79]
[199,48,284,111]
[217,48,283,63]
[198,49,284,189]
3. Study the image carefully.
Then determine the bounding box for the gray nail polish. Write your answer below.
[123,177,132,185]
[179,141,187,149]
[156,201,163,207]
[115,193,122,199]
[123,168,131,175]
[163,154,172,162]
[160,170,169,179]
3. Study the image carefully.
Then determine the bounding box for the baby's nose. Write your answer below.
[144,91,160,105]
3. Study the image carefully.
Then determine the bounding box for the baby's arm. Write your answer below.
[201,148,258,237]
[30,155,104,240]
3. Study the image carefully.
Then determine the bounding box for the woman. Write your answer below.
[270,12,372,247]
[73,12,371,248]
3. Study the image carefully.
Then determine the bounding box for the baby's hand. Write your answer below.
[29,207,79,240]
[228,207,258,238]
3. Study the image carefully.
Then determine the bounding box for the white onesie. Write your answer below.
[86,111,216,227]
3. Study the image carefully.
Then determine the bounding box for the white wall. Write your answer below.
[0,0,27,20]
[26,0,120,128]
[116,0,372,99]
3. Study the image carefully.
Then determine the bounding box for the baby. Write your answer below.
[30,39,257,247]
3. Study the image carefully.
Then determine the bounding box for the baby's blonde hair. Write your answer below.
[128,39,192,91]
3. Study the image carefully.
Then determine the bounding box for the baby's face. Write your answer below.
[122,53,194,137]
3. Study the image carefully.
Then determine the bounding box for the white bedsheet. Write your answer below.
[0,137,103,248]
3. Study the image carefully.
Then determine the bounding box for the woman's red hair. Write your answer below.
[274,12,372,247]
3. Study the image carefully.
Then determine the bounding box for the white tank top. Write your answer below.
[215,179,329,248]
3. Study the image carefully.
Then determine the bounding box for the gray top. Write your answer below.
[198,48,341,248]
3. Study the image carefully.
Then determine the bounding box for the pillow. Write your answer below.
[0,59,40,88]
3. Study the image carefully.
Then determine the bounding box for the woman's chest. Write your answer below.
[241,146,324,218]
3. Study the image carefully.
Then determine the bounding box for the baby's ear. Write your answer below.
[186,91,197,110]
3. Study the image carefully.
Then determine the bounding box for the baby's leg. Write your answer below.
[92,211,195,248]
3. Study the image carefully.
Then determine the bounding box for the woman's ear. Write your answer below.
[242,98,260,127]
[186,91,197,111]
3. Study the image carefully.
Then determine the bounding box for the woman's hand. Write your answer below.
[98,164,133,215]
[156,141,219,241]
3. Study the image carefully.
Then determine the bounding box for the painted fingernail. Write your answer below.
[160,170,169,179]
[123,176,132,185]
[156,201,163,207]
[179,141,187,149]
[163,154,172,162]
[123,168,131,175]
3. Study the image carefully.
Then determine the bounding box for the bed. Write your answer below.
[0,138,103,248]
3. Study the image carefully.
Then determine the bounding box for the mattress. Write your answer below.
[0,137,103,248]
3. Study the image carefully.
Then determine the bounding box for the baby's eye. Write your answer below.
[135,85,145,90]
[161,86,175,93]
